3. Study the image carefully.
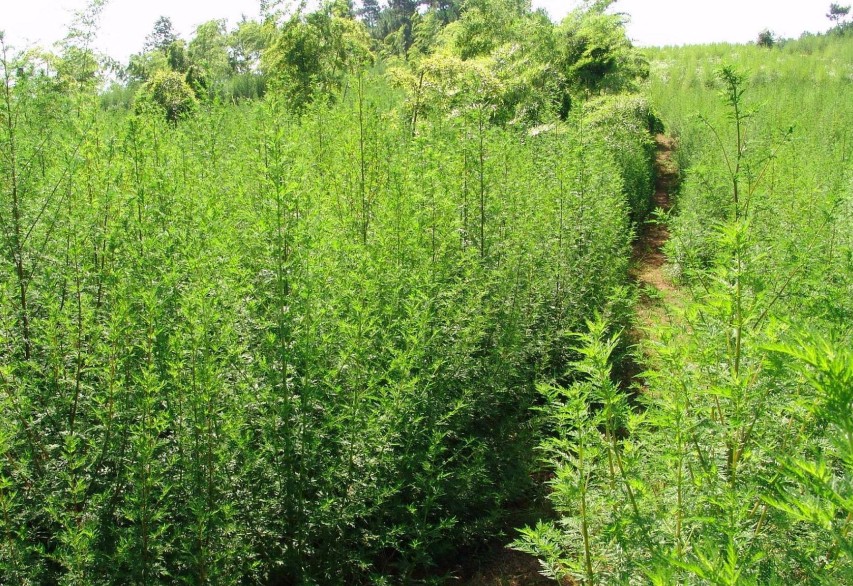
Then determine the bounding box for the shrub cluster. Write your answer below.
[0,67,654,582]
[516,37,853,585]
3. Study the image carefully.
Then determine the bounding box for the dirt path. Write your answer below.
[630,134,678,297]
[459,548,559,586]
[616,134,683,391]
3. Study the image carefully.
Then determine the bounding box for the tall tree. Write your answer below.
[450,0,532,59]
[188,19,231,82]
[430,0,463,24]
[228,17,273,74]
[145,16,179,53]
[262,1,373,109]
[756,28,776,48]
[827,3,851,27]
[55,0,108,90]
[375,0,419,45]
[357,0,382,29]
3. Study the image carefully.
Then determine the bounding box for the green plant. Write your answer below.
[757,29,776,48]
[827,3,851,28]
[514,317,647,585]
[764,334,853,583]
[134,69,198,122]
[262,1,373,110]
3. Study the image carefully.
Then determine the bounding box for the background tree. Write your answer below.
[228,17,273,74]
[827,3,851,27]
[554,0,648,101]
[357,0,382,29]
[125,50,169,83]
[53,0,107,92]
[430,0,464,25]
[144,16,179,53]
[444,0,531,60]
[374,0,420,46]
[188,19,232,94]
[262,0,373,109]
[757,28,776,47]
[165,39,190,72]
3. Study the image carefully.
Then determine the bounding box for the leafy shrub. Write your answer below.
[0,63,645,583]
[584,94,661,224]
[134,69,198,122]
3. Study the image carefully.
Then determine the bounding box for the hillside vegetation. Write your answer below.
[1,1,851,584]
[1,1,655,583]
[514,30,853,586]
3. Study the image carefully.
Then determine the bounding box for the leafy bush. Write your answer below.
[0,57,646,582]
[134,69,198,122]
[584,94,661,224]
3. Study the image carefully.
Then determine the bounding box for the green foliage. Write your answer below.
[554,1,649,98]
[188,19,232,94]
[0,35,648,580]
[121,15,271,104]
[650,38,853,333]
[828,3,851,27]
[144,16,178,53]
[358,0,383,29]
[764,334,853,583]
[52,45,102,91]
[389,11,559,127]
[514,317,643,584]
[165,39,190,73]
[519,36,853,584]
[228,17,273,75]
[583,94,660,223]
[410,10,445,57]
[134,69,198,122]
[262,2,373,110]
[388,54,502,129]
[50,0,108,95]
[126,49,170,83]
[383,0,646,126]
[757,29,776,48]
[443,0,532,60]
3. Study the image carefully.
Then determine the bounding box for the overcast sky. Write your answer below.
[0,0,838,64]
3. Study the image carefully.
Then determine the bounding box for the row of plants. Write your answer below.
[0,25,658,578]
[516,33,853,584]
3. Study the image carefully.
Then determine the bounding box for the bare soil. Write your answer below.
[629,134,678,296]
[460,549,565,586]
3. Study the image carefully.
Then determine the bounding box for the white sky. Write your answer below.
[547,0,834,46]
[0,0,839,63]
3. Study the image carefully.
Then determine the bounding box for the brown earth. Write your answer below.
[629,134,678,296]
[618,134,683,391]
[458,548,564,586]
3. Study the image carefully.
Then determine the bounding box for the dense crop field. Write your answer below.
[515,32,853,585]
[1,1,852,584]
[0,2,659,580]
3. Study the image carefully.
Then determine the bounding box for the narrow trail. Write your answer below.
[459,135,681,586]
[625,133,686,366]
[630,134,678,301]
[617,134,682,393]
